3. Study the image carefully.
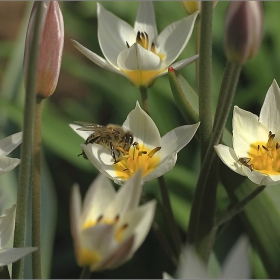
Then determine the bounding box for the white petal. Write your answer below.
[0,157,20,175]
[233,106,268,157]
[134,2,157,42]
[221,235,251,278]
[97,3,135,67]
[158,123,200,160]
[69,124,92,141]
[82,174,116,224]
[0,132,22,157]
[243,168,280,186]
[70,185,82,256]
[170,55,199,70]
[143,153,177,182]
[176,245,208,278]
[214,144,245,175]
[117,43,163,71]
[259,80,280,133]
[0,247,37,267]
[156,12,198,66]
[126,200,156,254]
[0,205,16,248]
[104,171,143,219]
[71,40,124,75]
[122,102,162,148]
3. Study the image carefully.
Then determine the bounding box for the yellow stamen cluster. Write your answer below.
[246,131,280,174]
[83,214,128,243]
[114,144,161,180]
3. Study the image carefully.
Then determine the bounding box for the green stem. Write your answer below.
[80,266,91,279]
[12,3,43,279]
[216,185,266,228]
[158,176,181,260]
[195,14,201,91]
[139,87,150,115]
[198,2,213,160]
[32,97,43,278]
[187,62,242,260]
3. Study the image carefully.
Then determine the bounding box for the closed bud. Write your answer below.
[24,1,64,99]
[225,1,263,65]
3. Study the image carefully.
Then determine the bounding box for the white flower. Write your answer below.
[215,80,280,186]
[0,205,37,267]
[70,102,199,184]
[71,171,156,271]
[163,235,251,279]
[0,132,22,176]
[72,2,198,88]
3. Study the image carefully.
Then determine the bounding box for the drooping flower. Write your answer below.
[24,1,64,99]
[215,80,280,186]
[0,132,22,176]
[163,235,250,279]
[0,205,37,267]
[71,171,156,271]
[72,2,198,89]
[70,102,199,184]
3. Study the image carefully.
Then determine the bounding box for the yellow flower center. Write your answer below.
[78,248,101,268]
[243,131,280,175]
[83,214,128,243]
[113,143,161,180]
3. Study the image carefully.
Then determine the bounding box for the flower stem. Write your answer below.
[158,176,181,259]
[32,97,43,279]
[80,266,91,279]
[187,62,242,261]
[216,185,267,228]
[195,14,201,90]
[198,1,213,160]
[139,87,150,115]
[12,3,43,279]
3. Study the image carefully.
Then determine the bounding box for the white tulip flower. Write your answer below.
[0,132,22,176]
[0,205,37,267]
[72,2,198,88]
[70,102,199,184]
[215,80,280,186]
[71,171,156,271]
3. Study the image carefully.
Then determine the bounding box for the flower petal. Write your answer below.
[221,235,251,278]
[134,2,157,42]
[233,106,268,157]
[259,80,280,133]
[158,123,200,160]
[97,3,135,67]
[117,43,163,71]
[0,157,21,176]
[122,102,162,148]
[82,174,116,224]
[69,124,92,141]
[214,144,245,175]
[0,132,22,157]
[156,12,198,66]
[170,55,199,70]
[244,168,280,186]
[0,247,37,267]
[0,205,16,248]
[71,40,124,75]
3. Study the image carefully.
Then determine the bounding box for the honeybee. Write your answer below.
[237,157,254,171]
[75,122,134,163]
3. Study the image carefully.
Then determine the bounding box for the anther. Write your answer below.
[148,147,161,158]
[276,143,280,150]
[138,151,147,156]
[114,215,120,223]
[126,41,130,48]
[151,42,156,53]
[96,215,103,223]
[262,145,269,151]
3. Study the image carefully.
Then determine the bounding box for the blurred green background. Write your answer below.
[1,1,280,279]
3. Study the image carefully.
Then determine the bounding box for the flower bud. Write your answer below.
[225,1,263,65]
[24,1,64,99]
[182,1,217,15]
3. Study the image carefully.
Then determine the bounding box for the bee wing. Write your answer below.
[74,121,104,131]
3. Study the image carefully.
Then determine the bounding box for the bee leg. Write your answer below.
[78,151,88,160]
[110,142,117,163]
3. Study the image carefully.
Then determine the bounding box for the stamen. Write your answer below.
[138,151,147,156]
[148,147,161,158]
[151,42,156,53]
[276,143,280,150]
[96,215,103,223]
[114,215,120,223]
[126,41,130,48]
[262,145,268,151]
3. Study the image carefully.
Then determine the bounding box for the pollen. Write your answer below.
[246,131,280,175]
[78,248,101,267]
[113,143,161,180]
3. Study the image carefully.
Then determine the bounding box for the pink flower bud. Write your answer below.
[225,1,263,65]
[24,1,64,99]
